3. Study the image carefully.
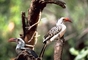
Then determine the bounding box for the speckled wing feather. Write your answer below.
[43,25,62,42]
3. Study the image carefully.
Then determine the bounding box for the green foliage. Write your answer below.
[69,47,88,60]
[75,47,88,60]
[0,0,88,60]
[70,47,79,56]
[0,0,27,59]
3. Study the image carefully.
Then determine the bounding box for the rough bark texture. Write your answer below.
[24,0,46,49]
[54,37,65,60]
[15,0,66,60]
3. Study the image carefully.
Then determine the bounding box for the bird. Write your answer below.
[43,17,72,44]
[39,17,72,59]
[8,38,38,58]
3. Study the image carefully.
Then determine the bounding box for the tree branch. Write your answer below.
[54,36,65,60]
[21,12,26,39]
[24,0,46,49]
[43,0,66,8]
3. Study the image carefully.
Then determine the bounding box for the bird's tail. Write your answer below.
[26,48,38,58]
[43,36,51,44]
[43,38,47,44]
[39,44,47,58]
[43,37,50,44]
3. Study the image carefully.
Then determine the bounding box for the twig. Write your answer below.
[28,19,40,31]
[42,0,66,8]
[28,31,36,43]
[22,12,26,39]
[25,12,41,37]
[76,28,88,48]
[28,12,41,31]
[26,12,41,43]
[25,44,34,48]
[65,33,76,41]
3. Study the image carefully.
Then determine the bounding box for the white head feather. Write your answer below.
[16,38,26,49]
[56,17,65,26]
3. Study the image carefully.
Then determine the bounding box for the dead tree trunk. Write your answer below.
[15,0,66,60]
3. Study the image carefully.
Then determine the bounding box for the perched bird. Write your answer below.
[39,17,72,58]
[43,17,72,44]
[8,38,38,58]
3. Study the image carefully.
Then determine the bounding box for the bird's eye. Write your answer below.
[17,39,20,41]
[63,19,65,20]
[63,19,65,21]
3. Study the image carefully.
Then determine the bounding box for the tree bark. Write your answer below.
[24,0,46,49]
[54,37,65,60]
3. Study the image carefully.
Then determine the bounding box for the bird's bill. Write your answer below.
[8,38,17,42]
[64,17,72,23]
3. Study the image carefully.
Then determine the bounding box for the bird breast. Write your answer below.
[59,24,66,38]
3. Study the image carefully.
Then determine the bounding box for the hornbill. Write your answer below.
[8,38,38,58]
[39,17,72,58]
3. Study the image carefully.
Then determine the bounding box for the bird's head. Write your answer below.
[56,17,72,26]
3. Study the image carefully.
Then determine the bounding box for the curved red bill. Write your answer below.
[8,38,17,42]
[64,17,72,23]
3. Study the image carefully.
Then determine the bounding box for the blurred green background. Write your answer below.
[0,0,88,60]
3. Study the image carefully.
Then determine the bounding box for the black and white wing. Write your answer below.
[43,25,62,43]
[26,48,38,58]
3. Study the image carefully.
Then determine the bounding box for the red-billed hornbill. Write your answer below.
[43,17,72,44]
[8,38,38,58]
[39,17,72,58]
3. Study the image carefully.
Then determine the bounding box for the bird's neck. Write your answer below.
[16,41,25,49]
[56,19,64,26]
[56,22,64,26]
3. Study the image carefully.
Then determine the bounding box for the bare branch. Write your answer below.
[54,36,65,60]
[26,13,41,33]
[77,28,88,40]
[42,0,66,8]
[65,33,76,41]
[28,31,36,43]
[22,12,26,39]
